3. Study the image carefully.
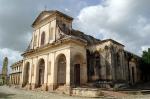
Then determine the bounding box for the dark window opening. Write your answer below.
[41,32,45,46]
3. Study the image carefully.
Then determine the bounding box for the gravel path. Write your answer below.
[1,86,150,99]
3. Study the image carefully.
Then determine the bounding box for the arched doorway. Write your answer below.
[37,59,45,87]
[73,54,84,86]
[23,62,30,87]
[57,54,66,85]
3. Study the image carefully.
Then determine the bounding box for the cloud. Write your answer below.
[0,0,98,51]
[75,0,150,55]
[0,0,101,71]
[1,0,149,74]
[0,48,22,73]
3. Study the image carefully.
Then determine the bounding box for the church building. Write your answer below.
[21,10,141,93]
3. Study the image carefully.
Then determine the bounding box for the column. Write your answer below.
[43,56,48,91]
[65,50,71,95]
[32,57,38,89]
[48,52,56,90]
[29,60,32,84]
[9,75,12,84]
[66,51,71,86]
[21,60,25,86]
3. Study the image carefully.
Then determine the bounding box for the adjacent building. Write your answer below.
[9,60,23,86]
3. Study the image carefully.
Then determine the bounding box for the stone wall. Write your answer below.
[87,40,126,82]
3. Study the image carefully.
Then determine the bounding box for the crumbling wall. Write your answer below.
[87,40,129,84]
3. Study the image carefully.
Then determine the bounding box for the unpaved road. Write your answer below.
[0,86,150,99]
[0,86,97,99]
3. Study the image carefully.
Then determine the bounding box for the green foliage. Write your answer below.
[2,57,8,75]
[140,48,150,81]
[142,48,150,64]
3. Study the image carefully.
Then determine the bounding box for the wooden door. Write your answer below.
[74,64,80,86]
[39,69,42,86]
[39,68,44,86]
[132,67,135,84]
[57,61,66,85]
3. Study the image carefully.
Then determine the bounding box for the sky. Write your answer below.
[0,0,150,72]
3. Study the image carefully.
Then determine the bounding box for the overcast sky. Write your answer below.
[0,0,150,73]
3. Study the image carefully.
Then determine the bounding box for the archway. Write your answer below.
[23,62,30,86]
[57,54,66,85]
[37,59,45,87]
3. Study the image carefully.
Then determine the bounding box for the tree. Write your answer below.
[2,57,8,84]
[140,48,150,81]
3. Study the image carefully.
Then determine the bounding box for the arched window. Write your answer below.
[41,32,45,46]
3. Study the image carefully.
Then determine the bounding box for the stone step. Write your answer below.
[55,85,65,91]
[102,91,128,98]
[55,85,69,94]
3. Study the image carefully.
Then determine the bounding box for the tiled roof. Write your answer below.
[57,22,100,45]
[70,29,100,45]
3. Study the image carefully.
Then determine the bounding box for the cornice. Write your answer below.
[22,37,87,57]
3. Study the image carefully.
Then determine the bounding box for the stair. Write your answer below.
[34,87,43,92]
[55,85,68,94]
[102,90,128,98]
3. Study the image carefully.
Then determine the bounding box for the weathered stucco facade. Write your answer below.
[87,40,141,86]
[20,10,141,93]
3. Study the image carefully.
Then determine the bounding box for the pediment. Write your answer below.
[32,10,73,27]
[40,14,49,21]
[32,11,54,27]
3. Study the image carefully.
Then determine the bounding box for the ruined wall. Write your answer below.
[110,43,127,82]
[87,40,128,83]
[87,41,112,82]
